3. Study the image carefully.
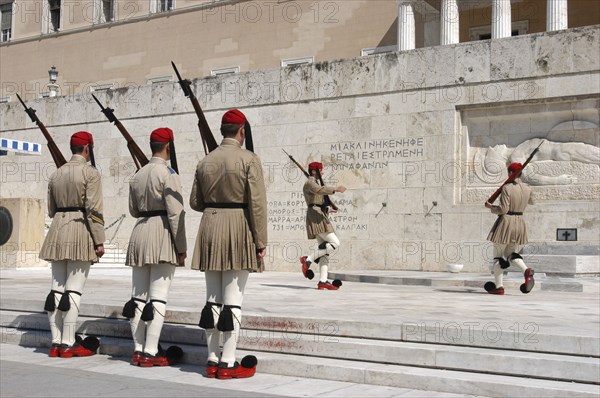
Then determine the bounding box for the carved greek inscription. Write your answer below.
[329,138,425,170]
[268,193,366,233]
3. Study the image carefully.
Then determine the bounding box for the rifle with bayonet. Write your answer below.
[91,94,148,171]
[282,149,338,213]
[171,61,218,155]
[16,93,66,168]
[486,139,545,205]
[282,149,309,178]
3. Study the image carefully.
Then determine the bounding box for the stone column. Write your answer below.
[491,0,512,39]
[547,0,568,31]
[440,0,459,45]
[398,0,416,51]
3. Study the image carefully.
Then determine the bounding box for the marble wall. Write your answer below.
[0,198,45,267]
[1,25,598,272]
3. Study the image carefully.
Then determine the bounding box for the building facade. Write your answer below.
[0,1,598,272]
[1,0,599,100]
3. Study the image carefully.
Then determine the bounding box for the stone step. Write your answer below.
[0,344,473,398]
[2,310,598,384]
[521,243,600,256]
[2,328,598,398]
[329,271,587,292]
[2,299,598,357]
[524,255,600,276]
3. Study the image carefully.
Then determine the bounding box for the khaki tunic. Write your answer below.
[487,178,533,245]
[190,139,267,272]
[39,155,105,263]
[126,157,187,267]
[303,177,335,239]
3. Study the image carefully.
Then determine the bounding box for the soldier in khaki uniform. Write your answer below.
[300,162,346,290]
[40,131,105,358]
[123,127,186,367]
[190,109,267,380]
[484,162,535,295]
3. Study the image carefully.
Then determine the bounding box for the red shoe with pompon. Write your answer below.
[300,256,314,280]
[138,345,184,367]
[59,336,99,358]
[49,343,64,358]
[131,351,143,366]
[59,343,96,358]
[317,281,339,290]
[205,361,219,378]
[484,281,504,295]
[216,356,257,380]
[139,352,170,367]
[520,268,535,294]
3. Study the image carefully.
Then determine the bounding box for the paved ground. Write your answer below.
[1,266,599,340]
[0,344,479,398]
[1,266,598,397]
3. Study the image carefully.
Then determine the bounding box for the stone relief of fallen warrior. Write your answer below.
[474,138,600,185]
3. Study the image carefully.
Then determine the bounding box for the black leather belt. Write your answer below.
[507,211,523,215]
[205,203,248,209]
[138,210,168,217]
[56,207,85,213]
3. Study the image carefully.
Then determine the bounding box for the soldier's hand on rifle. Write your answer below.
[256,247,267,261]
[485,201,493,209]
[335,186,347,193]
[95,244,105,258]
[178,253,187,266]
[328,207,338,214]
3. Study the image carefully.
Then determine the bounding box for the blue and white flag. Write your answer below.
[0,138,42,155]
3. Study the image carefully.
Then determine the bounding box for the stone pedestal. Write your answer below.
[513,243,600,277]
[0,198,47,268]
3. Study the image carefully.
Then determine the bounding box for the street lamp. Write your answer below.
[48,65,59,97]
